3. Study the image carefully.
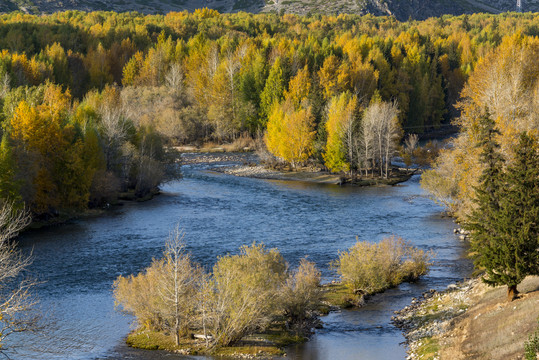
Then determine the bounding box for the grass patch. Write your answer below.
[416,336,440,359]
[321,283,361,308]
[127,330,186,351]
[215,345,283,357]
[126,325,299,357]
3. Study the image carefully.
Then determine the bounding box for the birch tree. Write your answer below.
[0,201,39,352]
[362,100,400,178]
[158,227,203,345]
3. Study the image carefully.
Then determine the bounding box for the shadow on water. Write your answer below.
[10,160,473,360]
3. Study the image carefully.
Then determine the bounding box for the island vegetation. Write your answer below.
[112,229,432,355]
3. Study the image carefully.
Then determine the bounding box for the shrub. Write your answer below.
[113,227,203,345]
[280,258,322,334]
[207,242,287,347]
[114,237,323,351]
[525,319,539,360]
[334,236,433,295]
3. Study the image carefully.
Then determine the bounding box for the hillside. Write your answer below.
[1,0,538,20]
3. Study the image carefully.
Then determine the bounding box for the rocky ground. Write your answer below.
[214,164,344,184]
[2,0,538,21]
[180,152,258,165]
[393,276,539,359]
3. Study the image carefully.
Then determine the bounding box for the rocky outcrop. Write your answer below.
[3,0,538,21]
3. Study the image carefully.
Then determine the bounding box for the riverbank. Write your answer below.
[124,323,309,359]
[212,163,415,186]
[393,276,539,359]
[28,188,161,230]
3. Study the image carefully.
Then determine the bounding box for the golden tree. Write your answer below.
[265,100,316,169]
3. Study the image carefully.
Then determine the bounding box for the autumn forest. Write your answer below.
[0,9,537,218]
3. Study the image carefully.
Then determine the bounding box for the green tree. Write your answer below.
[463,115,539,301]
[259,58,284,125]
[0,136,21,203]
[323,92,357,174]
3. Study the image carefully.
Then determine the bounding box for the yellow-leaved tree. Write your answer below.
[265,100,316,170]
[324,92,358,174]
[421,33,539,219]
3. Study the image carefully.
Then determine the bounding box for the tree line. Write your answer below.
[1,10,538,215]
[0,82,178,219]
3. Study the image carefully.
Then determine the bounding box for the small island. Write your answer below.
[114,233,431,357]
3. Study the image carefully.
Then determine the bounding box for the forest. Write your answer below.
[0,9,538,219]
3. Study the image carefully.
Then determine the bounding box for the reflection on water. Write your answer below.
[11,160,472,359]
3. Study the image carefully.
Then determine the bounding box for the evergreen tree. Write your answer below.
[464,112,539,301]
[494,133,539,298]
[0,136,21,203]
[259,58,284,126]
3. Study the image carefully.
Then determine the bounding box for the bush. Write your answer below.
[113,228,203,345]
[114,237,323,351]
[280,258,322,334]
[334,236,433,295]
[207,242,288,347]
[525,319,539,360]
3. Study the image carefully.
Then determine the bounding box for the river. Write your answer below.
[9,156,472,359]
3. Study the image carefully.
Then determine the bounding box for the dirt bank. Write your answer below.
[394,276,539,359]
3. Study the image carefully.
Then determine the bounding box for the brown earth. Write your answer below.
[397,276,539,360]
[440,276,539,360]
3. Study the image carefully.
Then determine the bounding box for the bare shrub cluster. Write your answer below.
[0,201,39,352]
[334,236,433,295]
[113,231,321,349]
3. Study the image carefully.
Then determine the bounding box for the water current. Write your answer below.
[10,156,472,359]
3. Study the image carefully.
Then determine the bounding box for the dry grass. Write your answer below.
[198,133,256,152]
[434,276,539,360]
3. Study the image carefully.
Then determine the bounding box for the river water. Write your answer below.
[10,157,472,360]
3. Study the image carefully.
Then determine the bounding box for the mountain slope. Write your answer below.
[0,0,538,20]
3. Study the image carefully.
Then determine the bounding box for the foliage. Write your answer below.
[324,92,357,174]
[422,34,539,219]
[279,258,321,333]
[114,237,323,351]
[265,100,316,169]
[113,227,203,342]
[525,319,539,360]
[208,242,287,347]
[463,125,539,301]
[334,236,432,295]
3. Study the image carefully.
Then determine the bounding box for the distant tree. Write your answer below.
[0,137,21,203]
[324,92,357,174]
[362,99,400,178]
[401,133,419,170]
[259,58,285,125]
[265,100,316,169]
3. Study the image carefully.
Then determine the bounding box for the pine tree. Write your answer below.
[495,133,539,299]
[464,111,539,301]
[259,58,284,125]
